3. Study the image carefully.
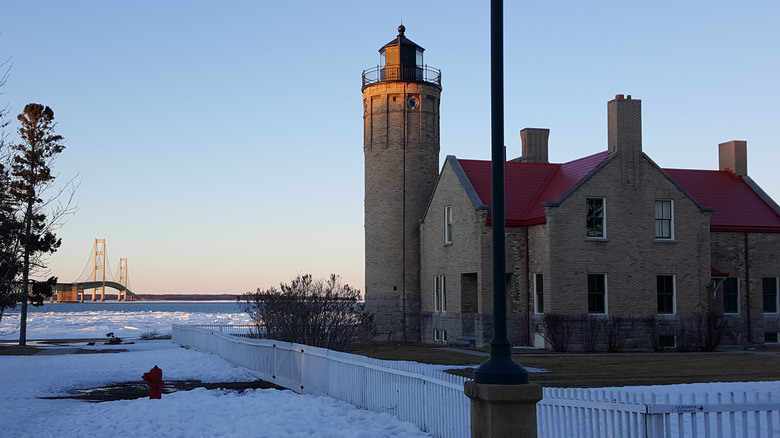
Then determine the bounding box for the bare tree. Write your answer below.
[239,273,375,352]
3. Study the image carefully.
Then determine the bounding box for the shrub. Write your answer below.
[646,315,676,352]
[694,313,729,352]
[675,317,698,352]
[604,315,631,353]
[535,313,575,352]
[238,274,375,352]
[140,330,170,340]
[579,315,603,352]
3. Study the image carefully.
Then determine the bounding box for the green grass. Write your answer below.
[353,343,780,388]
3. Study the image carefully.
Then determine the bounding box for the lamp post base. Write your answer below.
[465,381,543,438]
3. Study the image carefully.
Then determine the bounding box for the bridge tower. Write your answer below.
[118,258,128,301]
[362,25,441,341]
[92,238,106,301]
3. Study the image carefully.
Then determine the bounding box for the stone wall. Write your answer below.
[420,160,487,344]
[543,154,712,317]
[711,231,780,344]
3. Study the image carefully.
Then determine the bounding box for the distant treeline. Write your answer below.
[134,294,240,301]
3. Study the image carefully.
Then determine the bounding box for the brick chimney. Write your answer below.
[718,140,748,176]
[519,128,550,163]
[607,94,642,187]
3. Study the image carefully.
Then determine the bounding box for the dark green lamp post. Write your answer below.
[473,0,530,385]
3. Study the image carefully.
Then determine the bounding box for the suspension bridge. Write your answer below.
[52,239,134,302]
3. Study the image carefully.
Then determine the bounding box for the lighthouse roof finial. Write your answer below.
[398,24,405,36]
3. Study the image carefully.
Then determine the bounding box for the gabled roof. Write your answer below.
[664,168,780,232]
[458,151,610,226]
[454,152,780,232]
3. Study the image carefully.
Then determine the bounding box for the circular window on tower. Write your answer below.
[407,97,418,109]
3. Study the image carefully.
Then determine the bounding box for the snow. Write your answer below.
[3,306,779,437]
[0,340,433,437]
[0,302,252,340]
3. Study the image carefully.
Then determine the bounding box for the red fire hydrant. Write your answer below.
[142,365,163,399]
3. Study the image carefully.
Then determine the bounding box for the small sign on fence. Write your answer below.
[671,404,704,413]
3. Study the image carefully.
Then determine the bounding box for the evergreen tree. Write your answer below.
[0,160,21,323]
[10,103,65,345]
[0,60,20,324]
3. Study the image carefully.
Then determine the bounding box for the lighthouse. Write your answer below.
[362,25,442,341]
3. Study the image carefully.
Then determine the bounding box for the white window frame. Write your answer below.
[433,275,446,313]
[440,275,447,313]
[441,329,447,343]
[586,197,606,239]
[534,273,544,314]
[656,274,677,315]
[587,273,608,314]
[434,329,440,342]
[444,205,453,244]
[655,199,675,240]
[433,276,440,312]
[763,277,779,314]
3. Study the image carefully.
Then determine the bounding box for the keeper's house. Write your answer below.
[419,96,780,350]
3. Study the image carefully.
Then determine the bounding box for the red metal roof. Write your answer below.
[664,168,780,232]
[456,154,780,232]
[458,152,610,226]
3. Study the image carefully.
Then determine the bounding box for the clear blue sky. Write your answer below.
[2,1,778,294]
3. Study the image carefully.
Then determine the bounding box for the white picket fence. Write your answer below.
[539,387,780,438]
[172,324,471,438]
[173,325,780,438]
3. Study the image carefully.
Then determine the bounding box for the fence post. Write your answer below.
[644,412,665,438]
[465,382,543,438]
[644,394,665,438]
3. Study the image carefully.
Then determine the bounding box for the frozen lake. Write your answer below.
[0,301,252,341]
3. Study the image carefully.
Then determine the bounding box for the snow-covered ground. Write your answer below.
[1,340,433,437]
[4,307,780,437]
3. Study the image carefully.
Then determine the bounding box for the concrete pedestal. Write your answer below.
[465,381,543,438]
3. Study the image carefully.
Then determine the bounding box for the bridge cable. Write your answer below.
[105,252,116,283]
[71,241,95,283]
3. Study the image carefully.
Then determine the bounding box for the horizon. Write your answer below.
[2,2,778,294]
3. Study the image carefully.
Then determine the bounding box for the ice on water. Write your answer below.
[0,301,252,340]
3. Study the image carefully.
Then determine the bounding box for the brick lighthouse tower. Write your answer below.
[362,25,442,341]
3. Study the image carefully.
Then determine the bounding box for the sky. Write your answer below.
[1,1,778,294]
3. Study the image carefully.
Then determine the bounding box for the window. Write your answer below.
[444,206,453,244]
[441,276,447,312]
[764,278,779,313]
[441,330,447,343]
[587,273,607,314]
[723,277,739,314]
[657,275,676,314]
[586,198,605,238]
[434,329,440,342]
[766,332,779,344]
[658,335,676,349]
[655,200,674,239]
[461,273,478,313]
[534,273,544,314]
[433,276,440,312]
[433,275,446,312]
